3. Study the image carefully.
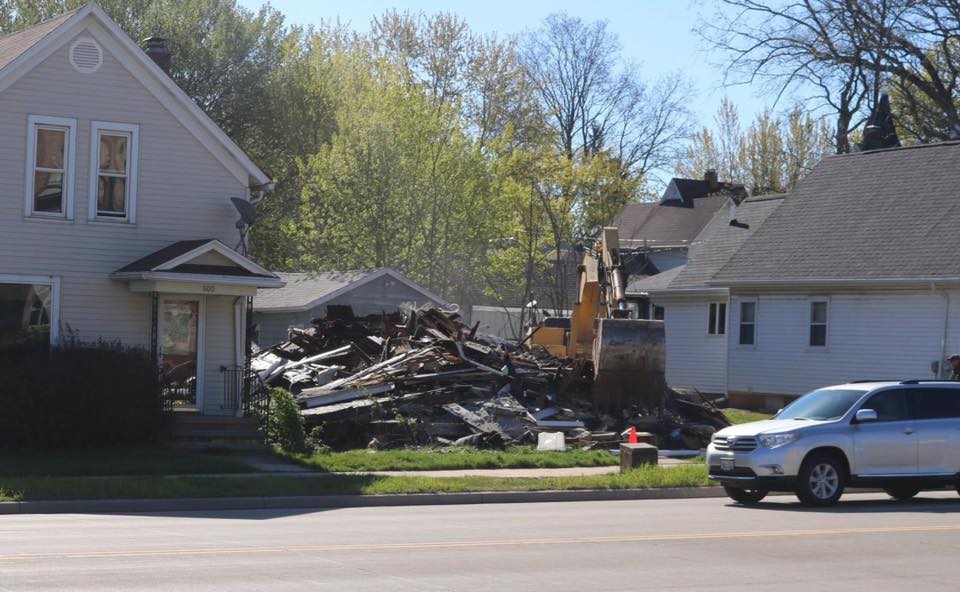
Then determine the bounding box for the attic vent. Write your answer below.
[69,38,102,73]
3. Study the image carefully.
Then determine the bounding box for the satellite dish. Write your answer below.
[231,197,258,226]
[230,197,258,255]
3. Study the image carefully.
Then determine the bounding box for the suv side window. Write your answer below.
[861,389,910,422]
[910,388,960,420]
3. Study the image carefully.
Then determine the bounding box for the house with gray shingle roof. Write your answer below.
[613,170,747,319]
[639,140,960,411]
[0,3,283,417]
[629,193,786,397]
[253,268,447,346]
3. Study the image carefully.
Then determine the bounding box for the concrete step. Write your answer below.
[167,440,271,452]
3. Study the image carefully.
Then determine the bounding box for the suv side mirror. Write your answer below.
[855,409,878,423]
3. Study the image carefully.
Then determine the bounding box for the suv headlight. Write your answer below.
[759,433,799,449]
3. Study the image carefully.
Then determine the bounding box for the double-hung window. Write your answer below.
[739,300,756,345]
[26,116,77,219]
[89,121,139,223]
[809,299,829,347]
[708,302,726,335]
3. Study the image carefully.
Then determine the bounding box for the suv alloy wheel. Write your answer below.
[796,454,845,506]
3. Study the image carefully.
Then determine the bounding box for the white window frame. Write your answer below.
[0,274,61,346]
[707,301,727,336]
[738,298,758,347]
[808,297,830,348]
[88,121,139,223]
[25,115,77,220]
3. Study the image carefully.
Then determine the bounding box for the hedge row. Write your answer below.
[0,342,164,448]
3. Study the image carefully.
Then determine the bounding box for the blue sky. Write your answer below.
[238,0,775,130]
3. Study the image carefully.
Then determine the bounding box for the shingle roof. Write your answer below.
[712,141,960,284]
[113,239,277,279]
[669,194,787,289]
[626,265,684,293]
[255,270,374,311]
[0,9,79,71]
[612,176,744,248]
[114,240,216,273]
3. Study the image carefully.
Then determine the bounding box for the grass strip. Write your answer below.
[278,446,619,472]
[0,448,257,478]
[723,409,771,425]
[0,464,710,502]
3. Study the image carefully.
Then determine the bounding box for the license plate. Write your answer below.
[720,458,735,472]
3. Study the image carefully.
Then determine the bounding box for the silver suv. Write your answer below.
[707,380,960,506]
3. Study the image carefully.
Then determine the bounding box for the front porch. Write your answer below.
[111,239,283,417]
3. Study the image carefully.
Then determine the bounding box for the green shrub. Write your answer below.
[0,341,163,448]
[267,388,308,453]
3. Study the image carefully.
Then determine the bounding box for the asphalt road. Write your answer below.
[3,491,960,591]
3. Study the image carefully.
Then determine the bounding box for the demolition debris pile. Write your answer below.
[252,307,730,450]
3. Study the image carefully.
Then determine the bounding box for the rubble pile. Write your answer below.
[252,307,730,450]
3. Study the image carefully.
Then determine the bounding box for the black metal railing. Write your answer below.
[219,364,270,429]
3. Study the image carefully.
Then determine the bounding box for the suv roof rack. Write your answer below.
[849,379,901,384]
[899,379,953,385]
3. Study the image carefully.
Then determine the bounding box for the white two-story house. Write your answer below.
[0,3,282,416]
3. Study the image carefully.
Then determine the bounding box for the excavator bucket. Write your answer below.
[591,318,666,412]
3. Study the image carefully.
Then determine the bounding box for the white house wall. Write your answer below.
[662,299,727,394]
[727,291,953,400]
[0,29,246,346]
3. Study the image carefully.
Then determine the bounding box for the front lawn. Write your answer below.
[0,464,710,502]
[277,446,618,472]
[0,447,256,478]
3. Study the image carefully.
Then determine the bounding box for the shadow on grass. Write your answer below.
[0,447,255,478]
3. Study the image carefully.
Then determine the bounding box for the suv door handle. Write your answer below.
[904,427,915,435]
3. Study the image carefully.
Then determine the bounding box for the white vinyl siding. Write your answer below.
[25,115,77,219]
[88,120,139,223]
[662,300,727,394]
[728,292,951,398]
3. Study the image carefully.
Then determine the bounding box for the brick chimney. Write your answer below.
[143,36,171,75]
[704,168,719,190]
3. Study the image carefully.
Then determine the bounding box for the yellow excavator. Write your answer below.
[530,227,666,412]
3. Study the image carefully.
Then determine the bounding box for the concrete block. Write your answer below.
[620,443,658,473]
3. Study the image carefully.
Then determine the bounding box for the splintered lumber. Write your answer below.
[442,403,513,442]
[300,383,394,408]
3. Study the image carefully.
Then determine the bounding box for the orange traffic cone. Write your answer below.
[628,426,638,444]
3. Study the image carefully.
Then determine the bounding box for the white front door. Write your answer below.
[159,296,205,410]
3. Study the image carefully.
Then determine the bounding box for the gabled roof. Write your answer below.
[627,193,787,294]
[612,175,745,249]
[0,2,270,187]
[112,239,282,287]
[712,141,960,286]
[255,268,448,313]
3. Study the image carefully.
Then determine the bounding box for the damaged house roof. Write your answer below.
[711,141,960,286]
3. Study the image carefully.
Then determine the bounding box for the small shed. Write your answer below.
[253,268,447,346]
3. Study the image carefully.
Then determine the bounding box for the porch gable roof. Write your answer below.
[111,239,283,288]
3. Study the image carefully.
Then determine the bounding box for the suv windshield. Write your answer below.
[776,388,868,421]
